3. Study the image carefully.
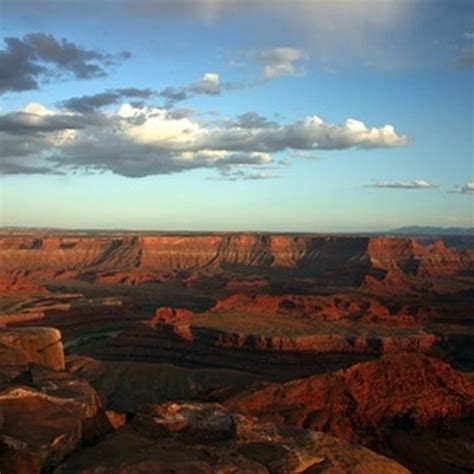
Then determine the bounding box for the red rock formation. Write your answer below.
[55,402,410,473]
[105,410,127,430]
[224,353,474,445]
[0,273,44,293]
[1,234,469,284]
[211,293,420,327]
[368,237,464,277]
[1,299,135,340]
[151,307,194,327]
[361,269,413,293]
[93,311,437,379]
[223,354,474,473]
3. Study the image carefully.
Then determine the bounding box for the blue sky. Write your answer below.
[0,0,472,231]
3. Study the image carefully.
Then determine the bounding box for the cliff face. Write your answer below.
[367,237,464,276]
[0,234,470,282]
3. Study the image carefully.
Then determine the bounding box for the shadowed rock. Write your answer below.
[55,402,410,474]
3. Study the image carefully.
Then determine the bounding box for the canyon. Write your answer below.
[0,230,473,473]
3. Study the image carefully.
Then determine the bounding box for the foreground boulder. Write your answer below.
[0,328,112,474]
[55,402,409,473]
[0,327,65,373]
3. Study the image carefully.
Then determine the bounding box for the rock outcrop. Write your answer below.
[0,328,112,474]
[55,402,410,474]
[224,353,474,473]
[4,300,132,337]
[93,312,437,379]
[211,293,421,326]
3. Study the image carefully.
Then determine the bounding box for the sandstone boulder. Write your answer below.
[0,329,112,474]
[0,327,65,372]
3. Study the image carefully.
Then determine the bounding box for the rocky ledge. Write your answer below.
[55,402,410,474]
[93,303,438,379]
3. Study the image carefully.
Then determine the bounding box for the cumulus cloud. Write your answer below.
[365,180,438,189]
[0,33,129,94]
[449,181,474,194]
[256,47,307,80]
[0,101,408,178]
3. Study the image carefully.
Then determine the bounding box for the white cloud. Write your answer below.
[256,47,307,80]
[118,103,206,150]
[449,181,474,194]
[365,180,438,189]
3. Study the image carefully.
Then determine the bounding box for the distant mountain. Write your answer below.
[386,226,473,236]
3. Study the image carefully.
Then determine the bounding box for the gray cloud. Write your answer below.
[0,132,54,158]
[159,87,189,103]
[449,181,474,194]
[0,33,130,94]
[365,180,438,189]
[0,111,88,134]
[0,102,409,178]
[167,108,195,119]
[189,73,222,95]
[61,88,154,113]
[229,112,278,129]
[0,160,65,175]
[159,72,242,105]
[255,47,307,80]
[208,168,280,181]
[47,139,274,178]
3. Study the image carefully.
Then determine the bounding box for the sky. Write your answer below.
[0,0,473,232]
